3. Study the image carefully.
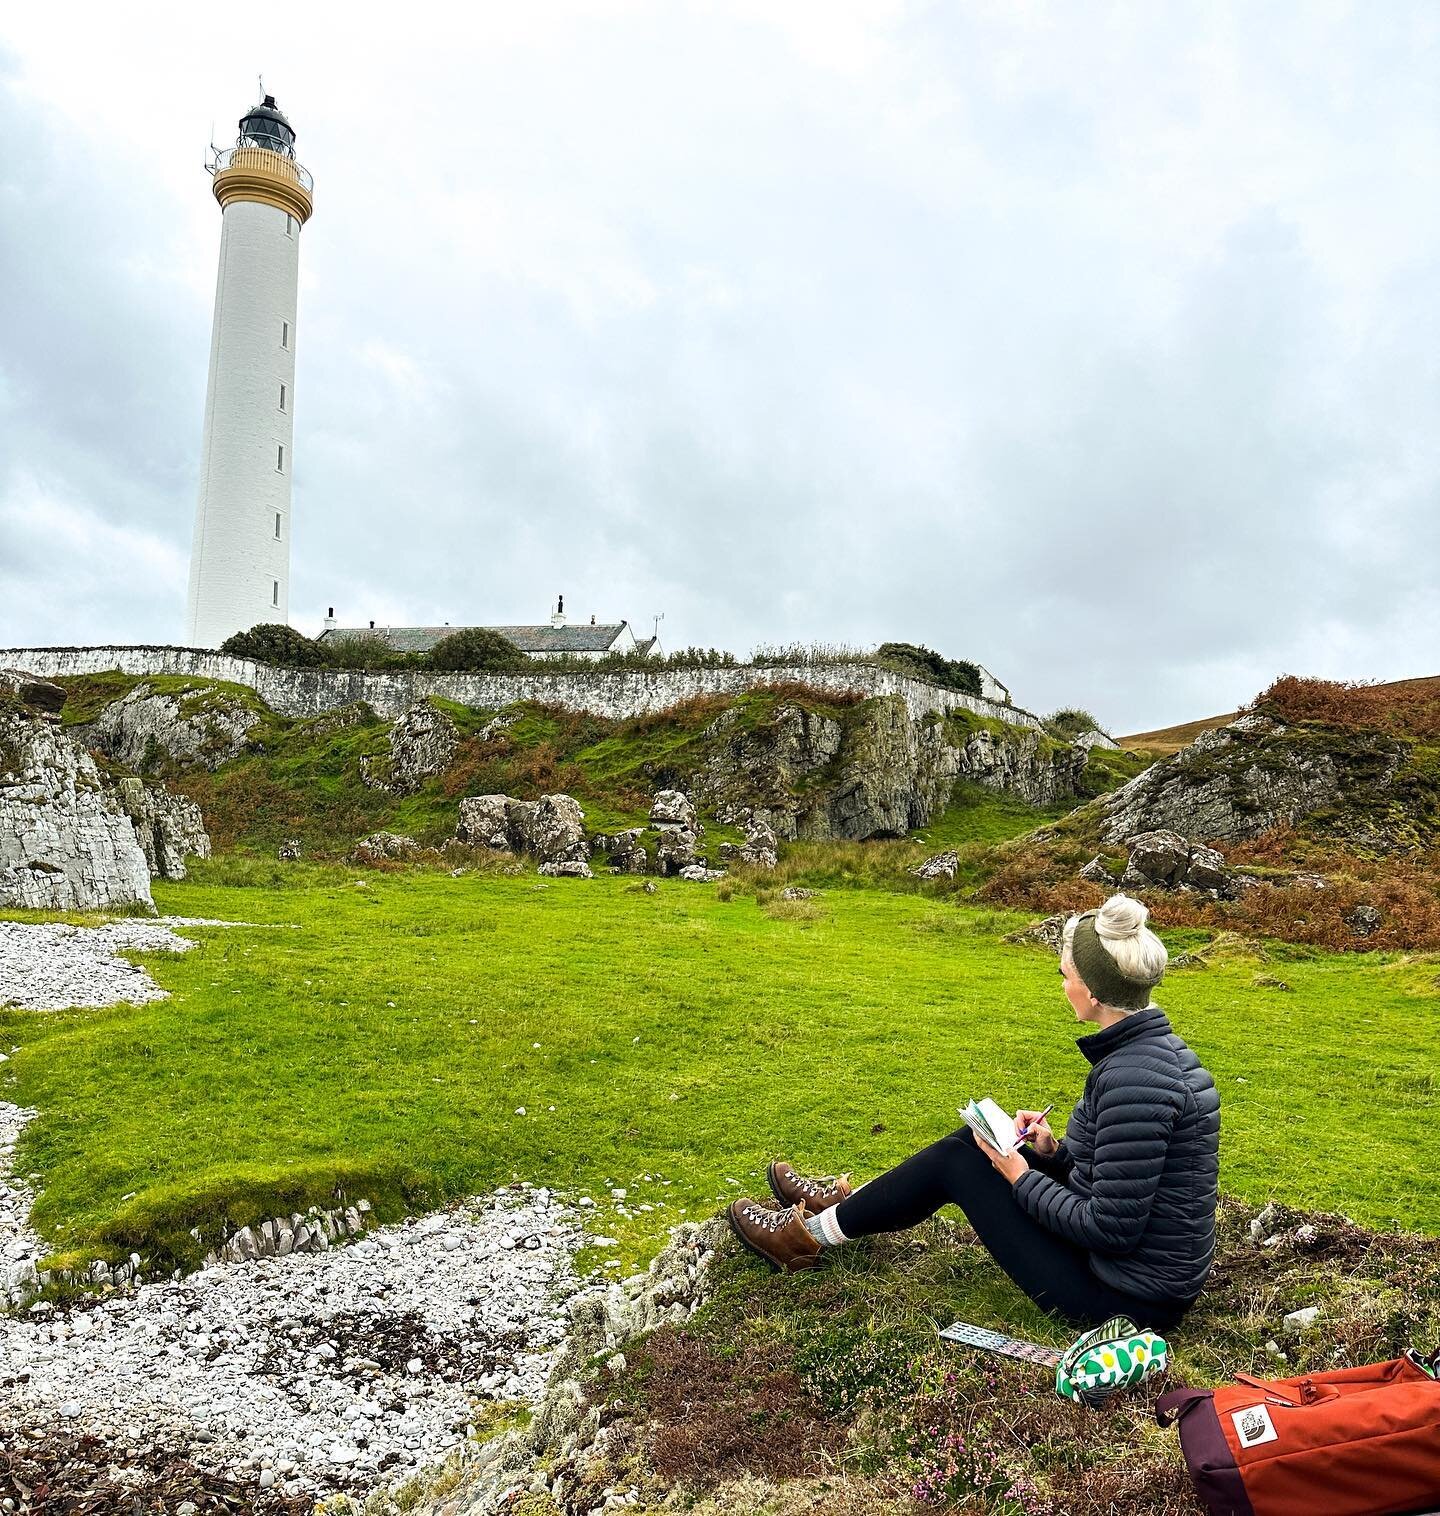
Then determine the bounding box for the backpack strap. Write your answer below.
[1155,1387,1213,1427]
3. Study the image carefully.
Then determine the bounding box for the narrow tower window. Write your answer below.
[281,320,290,349]
[272,581,280,607]
[279,382,287,412]
[274,513,282,540]
[285,214,295,236]
[276,443,285,472]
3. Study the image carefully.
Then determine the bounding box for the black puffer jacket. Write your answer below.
[1013,1006,1220,1305]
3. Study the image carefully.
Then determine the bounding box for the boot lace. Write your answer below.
[739,1201,800,1232]
[786,1169,849,1201]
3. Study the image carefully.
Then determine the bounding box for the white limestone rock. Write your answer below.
[0,710,154,912]
[84,681,259,772]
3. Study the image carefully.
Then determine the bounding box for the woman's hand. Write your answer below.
[1014,1111,1057,1158]
[974,1131,1030,1186]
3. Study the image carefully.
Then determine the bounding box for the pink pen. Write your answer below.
[1015,1103,1054,1143]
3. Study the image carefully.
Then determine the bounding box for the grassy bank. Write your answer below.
[2,869,1437,1276]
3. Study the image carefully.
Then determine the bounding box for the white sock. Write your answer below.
[804,1206,850,1248]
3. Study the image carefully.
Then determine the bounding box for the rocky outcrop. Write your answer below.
[649,789,702,876]
[456,794,588,866]
[1098,712,1415,851]
[84,682,260,772]
[116,777,211,880]
[362,701,460,796]
[692,697,1089,843]
[0,707,154,912]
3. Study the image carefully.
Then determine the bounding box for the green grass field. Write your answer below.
[3,864,1438,1277]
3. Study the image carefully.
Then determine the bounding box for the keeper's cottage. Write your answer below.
[320,596,663,662]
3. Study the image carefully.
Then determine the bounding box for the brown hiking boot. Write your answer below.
[767,1159,853,1214]
[727,1197,822,1273]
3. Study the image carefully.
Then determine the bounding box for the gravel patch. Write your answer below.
[0,1185,588,1505]
[0,916,600,1509]
[0,916,262,1010]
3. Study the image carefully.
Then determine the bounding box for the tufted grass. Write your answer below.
[1,865,1438,1279]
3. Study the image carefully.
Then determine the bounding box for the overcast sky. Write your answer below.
[1,2,1436,733]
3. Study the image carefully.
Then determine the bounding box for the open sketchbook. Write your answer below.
[959,1097,1019,1155]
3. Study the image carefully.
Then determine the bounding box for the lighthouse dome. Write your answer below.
[238,95,296,158]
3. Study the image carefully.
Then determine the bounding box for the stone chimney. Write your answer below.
[323,607,336,632]
[550,594,566,629]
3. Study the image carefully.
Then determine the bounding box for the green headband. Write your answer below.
[1069,912,1156,1011]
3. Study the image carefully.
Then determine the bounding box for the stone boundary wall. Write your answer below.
[0,645,1046,730]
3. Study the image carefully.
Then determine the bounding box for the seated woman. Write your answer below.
[728,894,1220,1331]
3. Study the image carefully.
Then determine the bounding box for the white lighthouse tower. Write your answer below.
[186,95,315,649]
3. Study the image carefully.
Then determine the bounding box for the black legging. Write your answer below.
[833,1128,1190,1331]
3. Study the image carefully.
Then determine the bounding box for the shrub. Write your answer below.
[219,623,325,667]
[875,642,982,697]
[1251,675,1440,740]
[319,633,422,671]
[1045,707,1105,739]
[427,628,529,672]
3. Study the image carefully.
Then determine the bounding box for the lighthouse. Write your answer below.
[186,95,314,649]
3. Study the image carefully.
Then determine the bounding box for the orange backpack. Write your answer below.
[1157,1353,1440,1516]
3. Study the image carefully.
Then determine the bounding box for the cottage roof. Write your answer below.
[321,623,632,655]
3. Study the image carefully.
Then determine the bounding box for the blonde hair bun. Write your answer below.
[1095,893,1150,941]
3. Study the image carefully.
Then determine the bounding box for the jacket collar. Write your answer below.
[1076,1006,1171,1066]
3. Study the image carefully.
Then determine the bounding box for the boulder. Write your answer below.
[351,831,421,863]
[596,829,649,874]
[538,860,593,879]
[678,864,725,883]
[0,669,66,721]
[649,790,697,829]
[0,707,154,912]
[115,777,211,880]
[653,824,700,877]
[737,815,779,869]
[513,794,588,864]
[85,682,259,772]
[1124,829,1191,887]
[278,839,303,861]
[1079,855,1118,887]
[688,696,1090,844]
[456,795,513,850]
[910,850,959,881]
[456,793,588,864]
[369,701,459,796]
[1344,904,1382,938]
[649,789,703,876]
[1185,844,1229,893]
[780,886,817,901]
[1003,915,1067,955]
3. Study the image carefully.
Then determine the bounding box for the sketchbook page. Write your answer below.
[976,1097,1017,1153]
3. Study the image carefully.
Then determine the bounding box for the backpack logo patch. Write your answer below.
[1232,1404,1278,1448]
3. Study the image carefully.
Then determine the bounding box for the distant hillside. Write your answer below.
[1118,673,1440,756]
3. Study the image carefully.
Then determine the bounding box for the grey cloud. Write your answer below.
[2,5,1437,731]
